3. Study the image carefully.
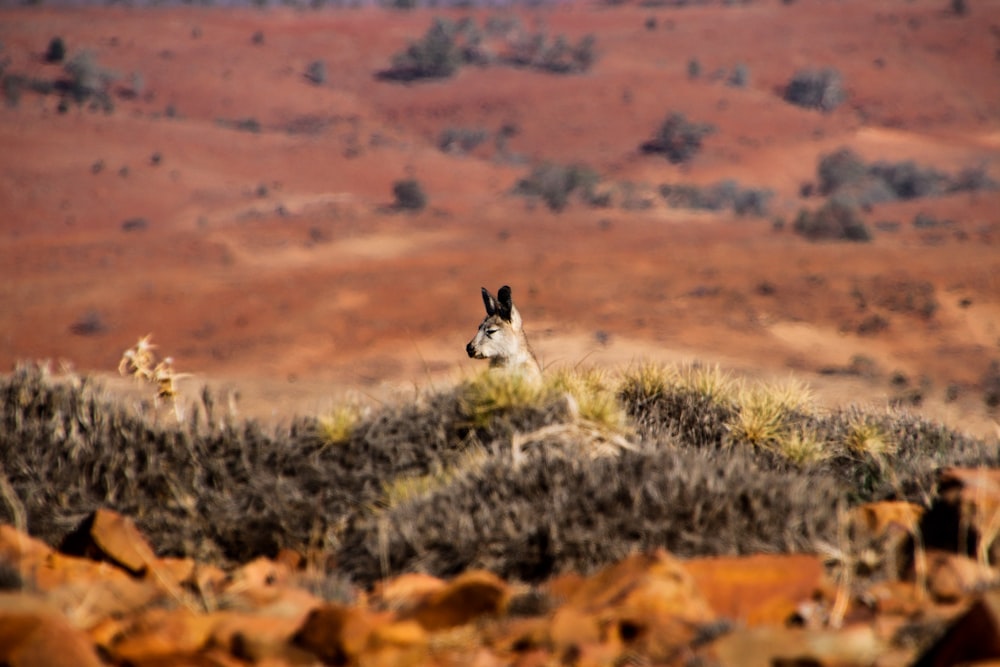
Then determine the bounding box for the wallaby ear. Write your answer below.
[481,287,497,317]
[497,285,521,328]
[497,286,513,319]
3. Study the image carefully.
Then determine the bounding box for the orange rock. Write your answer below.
[25,549,162,627]
[564,550,713,623]
[293,603,378,664]
[685,553,826,626]
[549,605,604,650]
[361,620,430,667]
[211,610,315,664]
[108,607,216,663]
[227,555,293,590]
[925,550,999,603]
[0,593,104,667]
[372,572,447,612]
[915,589,1000,666]
[0,524,54,564]
[275,548,305,571]
[713,624,883,667]
[865,580,926,616]
[403,570,510,632]
[59,508,157,576]
[924,467,1000,564]
[850,501,924,536]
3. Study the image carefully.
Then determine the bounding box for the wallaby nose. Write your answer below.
[466,342,476,358]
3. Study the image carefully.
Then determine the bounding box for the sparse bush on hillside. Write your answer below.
[793,198,872,242]
[304,59,327,85]
[659,180,773,217]
[513,162,600,212]
[380,17,465,82]
[45,36,66,64]
[392,178,428,211]
[817,147,868,196]
[506,31,597,74]
[687,57,702,79]
[379,16,597,82]
[641,112,715,164]
[63,50,114,104]
[217,116,262,133]
[438,126,490,154]
[727,62,749,88]
[783,67,844,112]
[815,147,996,206]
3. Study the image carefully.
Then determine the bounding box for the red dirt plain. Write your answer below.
[2,0,1000,434]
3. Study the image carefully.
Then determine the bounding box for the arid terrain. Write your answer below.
[3,3,1000,662]
[2,1,1000,430]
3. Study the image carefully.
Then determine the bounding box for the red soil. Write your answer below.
[2,0,999,433]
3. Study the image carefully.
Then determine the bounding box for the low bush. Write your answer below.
[513,162,600,212]
[641,112,715,164]
[783,67,844,112]
[379,16,597,83]
[793,198,872,242]
[816,147,996,206]
[391,178,428,212]
[659,180,773,217]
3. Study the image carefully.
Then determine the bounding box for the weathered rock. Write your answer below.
[914,589,1000,666]
[0,593,104,667]
[402,570,510,632]
[685,554,826,626]
[59,508,157,576]
[106,607,216,664]
[925,551,999,603]
[848,501,923,578]
[922,468,1000,564]
[292,603,381,664]
[549,549,717,662]
[371,572,447,613]
[713,624,884,667]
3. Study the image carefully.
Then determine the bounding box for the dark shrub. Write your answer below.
[392,178,428,211]
[727,63,749,88]
[63,51,110,103]
[641,112,715,164]
[513,162,599,212]
[793,199,872,242]
[817,147,867,195]
[869,160,946,199]
[438,126,489,154]
[45,36,66,64]
[659,180,772,216]
[380,17,463,82]
[304,59,327,85]
[784,67,844,112]
[687,58,701,79]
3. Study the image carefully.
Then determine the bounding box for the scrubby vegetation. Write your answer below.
[793,198,872,242]
[391,178,428,211]
[512,162,600,212]
[815,146,996,206]
[378,16,597,82]
[659,180,773,217]
[783,67,844,112]
[2,362,996,587]
[640,112,715,164]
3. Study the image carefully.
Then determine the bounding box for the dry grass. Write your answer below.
[2,362,998,586]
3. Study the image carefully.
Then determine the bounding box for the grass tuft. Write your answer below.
[318,405,362,446]
[458,370,546,428]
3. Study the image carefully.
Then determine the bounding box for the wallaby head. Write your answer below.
[466,285,541,379]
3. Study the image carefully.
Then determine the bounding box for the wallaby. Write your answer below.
[466,285,542,380]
